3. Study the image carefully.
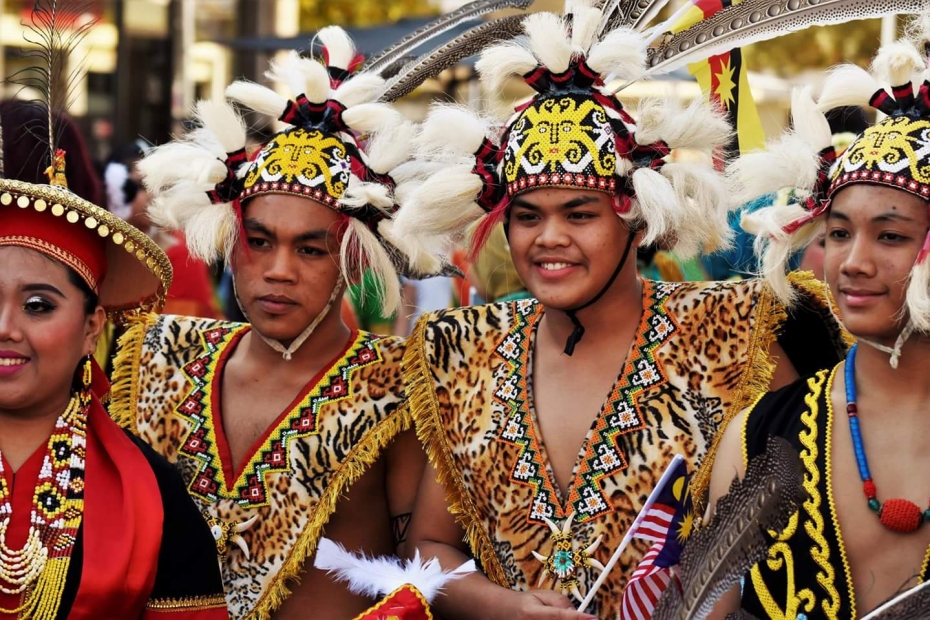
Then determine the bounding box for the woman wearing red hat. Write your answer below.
[0,110,228,618]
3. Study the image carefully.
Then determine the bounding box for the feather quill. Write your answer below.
[860,580,930,620]
[652,437,805,620]
[643,0,930,77]
[364,0,533,76]
[598,0,671,37]
[382,14,526,102]
[313,538,476,602]
[16,0,97,157]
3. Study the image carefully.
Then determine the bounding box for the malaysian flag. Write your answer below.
[620,459,694,620]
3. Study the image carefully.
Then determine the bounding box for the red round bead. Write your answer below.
[879,498,924,533]
[847,403,858,416]
[863,480,877,499]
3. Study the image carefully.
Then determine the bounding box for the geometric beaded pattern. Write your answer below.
[0,397,86,593]
[830,115,930,200]
[175,324,383,508]
[495,281,678,525]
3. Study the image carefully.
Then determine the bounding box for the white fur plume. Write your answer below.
[377,219,445,277]
[906,256,930,332]
[147,186,237,263]
[660,162,733,256]
[317,26,356,71]
[817,64,883,112]
[568,0,602,53]
[728,88,830,205]
[392,165,485,243]
[340,175,395,211]
[634,98,731,153]
[524,12,573,75]
[586,27,647,81]
[195,99,246,154]
[226,81,289,119]
[313,538,476,603]
[416,104,490,161]
[872,39,924,87]
[629,167,682,247]
[476,41,538,95]
[341,218,402,316]
[137,140,225,194]
[334,73,386,107]
[265,50,311,101]
[365,120,418,175]
[341,103,403,134]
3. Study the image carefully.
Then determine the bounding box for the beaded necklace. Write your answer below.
[0,393,87,619]
[845,344,930,534]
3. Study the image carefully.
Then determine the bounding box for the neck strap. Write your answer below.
[563,228,637,356]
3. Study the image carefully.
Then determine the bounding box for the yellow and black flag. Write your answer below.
[667,0,765,157]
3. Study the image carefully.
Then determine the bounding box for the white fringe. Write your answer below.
[524,11,573,75]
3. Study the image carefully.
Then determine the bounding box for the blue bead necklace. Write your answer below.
[845,344,930,533]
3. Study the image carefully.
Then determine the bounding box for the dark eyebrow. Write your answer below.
[510,194,600,211]
[827,209,916,223]
[22,283,65,297]
[295,229,331,244]
[243,218,275,239]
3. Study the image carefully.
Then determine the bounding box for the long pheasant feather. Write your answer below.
[652,437,805,620]
[860,580,930,620]
[365,0,533,76]
[598,0,672,37]
[382,14,526,102]
[643,0,929,77]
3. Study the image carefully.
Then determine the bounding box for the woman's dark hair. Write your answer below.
[0,99,103,205]
[64,266,100,315]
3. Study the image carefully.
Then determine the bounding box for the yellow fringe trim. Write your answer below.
[691,277,788,516]
[146,594,228,611]
[247,403,412,620]
[109,312,158,434]
[402,315,509,588]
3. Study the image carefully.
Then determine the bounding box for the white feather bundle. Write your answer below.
[906,256,930,332]
[629,167,682,247]
[817,64,883,112]
[195,99,247,154]
[313,538,476,603]
[342,103,403,134]
[568,0,602,53]
[137,142,224,194]
[392,166,486,242]
[524,12,573,75]
[340,218,402,316]
[872,39,924,87]
[476,40,538,95]
[416,104,490,161]
[742,202,823,303]
[147,186,238,263]
[365,120,418,175]
[634,98,731,153]
[333,73,386,107]
[265,50,311,101]
[660,162,733,256]
[790,87,832,152]
[317,26,356,71]
[340,175,395,211]
[226,81,289,119]
[586,28,647,82]
[377,219,445,277]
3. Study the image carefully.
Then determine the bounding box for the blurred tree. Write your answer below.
[299,0,439,31]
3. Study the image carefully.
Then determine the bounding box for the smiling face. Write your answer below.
[507,187,638,311]
[824,184,930,344]
[231,194,345,344]
[0,247,105,413]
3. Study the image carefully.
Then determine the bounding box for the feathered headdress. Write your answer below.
[738,28,930,363]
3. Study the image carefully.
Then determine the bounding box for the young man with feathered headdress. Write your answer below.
[108,26,457,619]
[394,1,858,617]
[706,23,930,620]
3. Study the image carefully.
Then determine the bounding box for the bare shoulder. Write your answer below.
[706,408,750,516]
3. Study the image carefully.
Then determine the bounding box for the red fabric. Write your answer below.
[0,204,108,293]
[0,443,48,616]
[353,585,433,620]
[163,233,220,319]
[68,398,164,619]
